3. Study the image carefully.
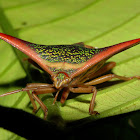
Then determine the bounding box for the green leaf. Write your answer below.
[0,0,140,139]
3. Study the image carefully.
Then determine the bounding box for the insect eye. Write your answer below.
[57,73,65,81]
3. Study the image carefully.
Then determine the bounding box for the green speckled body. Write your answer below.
[24,42,108,85]
[27,42,106,64]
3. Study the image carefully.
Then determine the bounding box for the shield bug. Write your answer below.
[0,32,140,119]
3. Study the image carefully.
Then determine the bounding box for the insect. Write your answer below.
[0,33,140,119]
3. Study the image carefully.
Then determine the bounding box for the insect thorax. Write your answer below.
[28,43,106,64]
[27,42,107,87]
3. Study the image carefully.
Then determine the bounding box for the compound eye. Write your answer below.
[57,72,69,78]
[57,72,65,81]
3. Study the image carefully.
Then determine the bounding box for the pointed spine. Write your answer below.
[104,38,140,59]
[71,38,140,78]
[0,33,53,76]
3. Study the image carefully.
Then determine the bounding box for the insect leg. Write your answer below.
[80,62,116,84]
[32,92,48,120]
[29,87,57,119]
[25,83,54,89]
[23,84,56,119]
[90,62,116,79]
[84,74,140,86]
[27,91,38,113]
[69,86,99,115]
[60,88,70,104]
[89,87,99,115]
[73,62,116,86]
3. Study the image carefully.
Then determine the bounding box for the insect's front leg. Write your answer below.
[69,86,99,115]
[27,91,38,113]
[32,92,48,120]
[84,74,140,86]
[23,83,57,119]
